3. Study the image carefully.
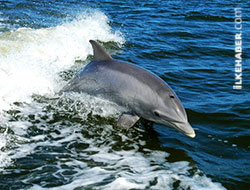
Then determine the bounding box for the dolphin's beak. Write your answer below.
[172,121,196,138]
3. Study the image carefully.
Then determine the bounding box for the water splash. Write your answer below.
[0,10,124,112]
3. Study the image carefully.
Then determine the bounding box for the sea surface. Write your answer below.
[0,0,249,189]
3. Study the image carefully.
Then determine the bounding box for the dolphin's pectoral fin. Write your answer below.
[117,113,140,130]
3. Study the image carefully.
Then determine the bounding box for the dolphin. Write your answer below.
[61,40,195,138]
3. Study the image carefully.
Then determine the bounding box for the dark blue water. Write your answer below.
[0,0,249,189]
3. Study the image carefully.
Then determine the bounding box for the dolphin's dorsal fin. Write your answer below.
[89,40,112,61]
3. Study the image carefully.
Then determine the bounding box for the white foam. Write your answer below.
[57,92,125,119]
[0,128,11,168]
[104,177,143,190]
[32,138,224,190]
[0,97,226,190]
[0,9,124,172]
[0,10,124,112]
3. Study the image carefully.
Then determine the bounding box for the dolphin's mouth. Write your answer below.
[168,120,196,138]
[184,131,196,138]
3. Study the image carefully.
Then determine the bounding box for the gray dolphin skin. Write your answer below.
[62,40,195,138]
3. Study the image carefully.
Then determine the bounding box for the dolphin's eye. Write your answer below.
[154,111,160,117]
[170,95,175,99]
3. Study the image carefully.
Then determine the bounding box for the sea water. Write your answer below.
[0,0,249,189]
